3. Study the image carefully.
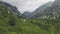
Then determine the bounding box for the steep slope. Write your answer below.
[0,1,56,34]
[1,1,60,34]
[0,1,21,17]
[0,1,19,34]
[23,0,60,19]
[21,2,53,19]
[41,0,60,19]
[31,2,53,18]
[33,0,60,19]
[0,1,51,34]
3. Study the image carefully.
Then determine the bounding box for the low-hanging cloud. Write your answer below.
[0,0,55,13]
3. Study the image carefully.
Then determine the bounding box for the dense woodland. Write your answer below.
[0,1,60,34]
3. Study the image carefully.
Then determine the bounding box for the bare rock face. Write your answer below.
[52,0,60,13]
[53,0,60,6]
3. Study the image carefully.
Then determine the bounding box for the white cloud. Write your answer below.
[0,0,55,13]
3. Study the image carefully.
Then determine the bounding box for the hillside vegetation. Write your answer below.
[0,1,60,34]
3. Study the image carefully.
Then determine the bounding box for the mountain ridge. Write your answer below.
[21,1,53,19]
[0,1,21,17]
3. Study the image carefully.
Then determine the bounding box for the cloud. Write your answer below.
[0,0,55,13]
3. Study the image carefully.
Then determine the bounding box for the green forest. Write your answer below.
[0,1,60,34]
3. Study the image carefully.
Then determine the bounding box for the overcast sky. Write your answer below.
[0,0,55,13]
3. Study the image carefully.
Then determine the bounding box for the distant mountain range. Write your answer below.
[21,0,60,19]
[1,0,60,34]
[21,1,53,19]
[1,0,60,19]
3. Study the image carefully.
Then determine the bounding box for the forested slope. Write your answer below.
[0,1,60,34]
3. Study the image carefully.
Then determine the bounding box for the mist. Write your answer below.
[0,0,55,13]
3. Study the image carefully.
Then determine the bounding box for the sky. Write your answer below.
[0,0,55,13]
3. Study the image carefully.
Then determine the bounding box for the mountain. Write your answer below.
[31,2,53,18]
[22,0,60,19]
[0,1,21,17]
[21,2,53,19]
[30,0,60,19]
[1,1,60,34]
[0,1,55,34]
[53,0,60,6]
[41,0,60,19]
[21,11,32,18]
